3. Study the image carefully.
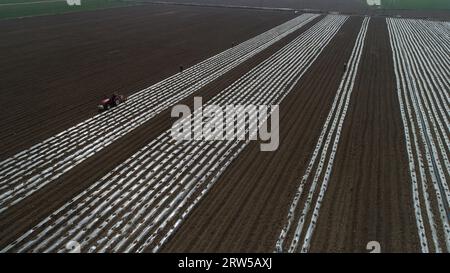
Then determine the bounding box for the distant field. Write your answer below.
[379,0,450,10]
[0,0,134,19]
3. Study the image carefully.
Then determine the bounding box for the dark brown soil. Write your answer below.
[0,4,437,253]
[161,16,367,253]
[308,18,420,253]
[0,12,319,249]
[140,0,450,20]
[0,4,294,160]
[161,17,422,253]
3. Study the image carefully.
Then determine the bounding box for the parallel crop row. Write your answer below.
[2,15,349,253]
[387,18,450,253]
[276,17,370,253]
[0,14,319,213]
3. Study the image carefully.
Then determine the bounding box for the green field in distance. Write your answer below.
[366,0,450,10]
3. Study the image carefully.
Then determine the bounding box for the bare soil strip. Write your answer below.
[1,3,447,253]
[309,18,421,253]
[0,11,311,215]
[276,17,371,253]
[2,14,344,253]
[0,14,320,250]
[162,16,363,253]
[0,4,295,159]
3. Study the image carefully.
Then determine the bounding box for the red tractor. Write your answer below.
[97,93,127,112]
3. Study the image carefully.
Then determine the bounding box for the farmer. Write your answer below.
[111,92,118,106]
